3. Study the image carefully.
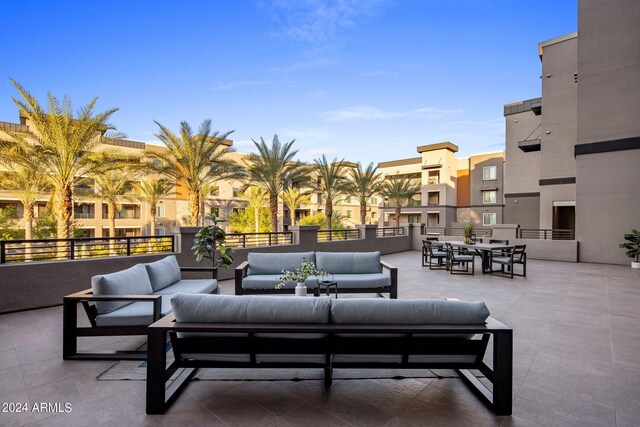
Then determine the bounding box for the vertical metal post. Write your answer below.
[268,233,272,246]
[492,330,513,415]
[171,236,175,253]
[0,241,5,264]
[126,237,131,256]
[243,234,246,248]
[70,239,75,260]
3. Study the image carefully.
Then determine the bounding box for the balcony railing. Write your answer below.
[317,229,359,242]
[376,227,404,237]
[0,235,174,264]
[518,228,574,240]
[225,232,293,248]
[423,227,493,237]
[74,212,95,219]
[103,212,141,220]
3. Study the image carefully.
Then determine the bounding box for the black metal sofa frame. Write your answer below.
[234,260,398,298]
[145,315,512,415]
[63,266,217,361]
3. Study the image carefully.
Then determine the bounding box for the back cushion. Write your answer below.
[171,293,330,324]
[247,252,315,275]
[145,255,181,292]
[316,251,381,274]
[330,298,489,324]
[91,264,153,314]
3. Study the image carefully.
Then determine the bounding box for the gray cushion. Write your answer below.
[145,255,181,292]
[330,299,490,324]
[91,264,153,314]
[154,279,218,295]
[242,275,319,290]
[171,293,331,324]
[247,252,315,275]
[315,251,381,274]
[329,273,391,289]
[95,296,171,326]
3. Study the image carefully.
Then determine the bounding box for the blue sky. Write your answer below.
[0,0,577,163]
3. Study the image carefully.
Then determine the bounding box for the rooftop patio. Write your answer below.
[1,251,639,426]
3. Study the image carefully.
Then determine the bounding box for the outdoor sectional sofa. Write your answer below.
[235,251,398,298]
[63,255,218,360]
[146,293,513,415]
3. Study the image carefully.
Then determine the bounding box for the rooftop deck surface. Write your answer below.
[1,251,639,426]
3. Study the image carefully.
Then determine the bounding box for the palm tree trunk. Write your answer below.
[289,208,295,227]
[326,200,333,231]
[395,205,401,228]
[55,185,73,259]
[24,204,34,262]
[254,207,259,233]
[188,192,200,226]
[360,200,367,225]
[269,194,278,233]
[149,205,156,237]
[108,202,117,255]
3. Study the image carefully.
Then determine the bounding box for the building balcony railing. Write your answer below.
[518,228,574,240]
[225,232,293,248]
[317,229,359,242]
[74,212,95,219]
[376,227,404,237]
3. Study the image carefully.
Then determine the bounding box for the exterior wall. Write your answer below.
[504,195,540,229]
[575,0,640,264]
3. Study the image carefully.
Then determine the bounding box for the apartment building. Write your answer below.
[378,142,505,229]
[0,113,377,236]
[504,0,640,264]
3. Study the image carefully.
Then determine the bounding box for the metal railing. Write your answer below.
[377,227,404,237]
[225,232,293,248]
[423,227,493,237]
[317,229,359,242]
[0,235,175,264]
[74,212,95,219]
[518,228,574,240]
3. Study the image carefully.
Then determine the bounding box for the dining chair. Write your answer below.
[489,244,527,278]
[423,240,447,270]
[445,242,476,275]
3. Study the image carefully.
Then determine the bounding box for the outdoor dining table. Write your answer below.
[441,241,515,274]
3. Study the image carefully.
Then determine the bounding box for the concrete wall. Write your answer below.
[514,239,578,263]
[574,0,640,265]
[504,195,540,229]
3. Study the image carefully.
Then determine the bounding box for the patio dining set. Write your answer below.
[421,238,527,278]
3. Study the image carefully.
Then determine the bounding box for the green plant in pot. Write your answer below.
[192,214,234,278]
[621,229,640,269]
[463,223,474,244]
[277,258,326,296]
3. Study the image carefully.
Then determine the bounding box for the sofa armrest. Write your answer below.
[380,261,398,299]
[180,266,218,280]
[235,261,249,295]
[63,291,164,323]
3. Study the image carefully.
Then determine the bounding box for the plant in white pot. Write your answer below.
[277,258,325,296]
[621,229,640,269]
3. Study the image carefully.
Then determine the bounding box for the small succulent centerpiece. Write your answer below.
[621,229,640,269]
[191,214,234,278]
[463,223,474,244]
[277,258,325,296]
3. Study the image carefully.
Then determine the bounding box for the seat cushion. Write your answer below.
[91,264,153,314]
[171,293,331,323]
[247,252,315,275]
[330,298,490,324]
[242,274,319,290]
[329,273,391,289]
[154,279,218,295]
[95,296,171,326]
[315,252,381,274]
[145,255,181,292]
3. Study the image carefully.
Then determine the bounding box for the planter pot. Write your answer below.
[632,261,640,269]
[295,283,308,297]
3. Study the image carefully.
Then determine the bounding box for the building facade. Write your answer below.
[378,142,505,231]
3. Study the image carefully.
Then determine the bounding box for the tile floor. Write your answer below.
[1,251,639,426]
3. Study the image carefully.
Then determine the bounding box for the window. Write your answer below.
[346,210,352,218]
[210,207,219,217]
[482,190,496,204]
[156,205,165,218]
[483,166,497,180]
[371,211,377,219]
[155,228,165,236]
[428,170,440,185]
[427,191,439,206]
[483,213,497,226]
[407,214,421,223]
[232,187,240,197]
[370,197,377,205]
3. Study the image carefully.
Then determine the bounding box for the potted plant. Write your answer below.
[191,214,234,278]
[277,258,325,296]
[621,229,640,269]
[463,223,474,244]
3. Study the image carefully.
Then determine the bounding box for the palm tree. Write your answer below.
[0,163,50,260]
[281,187,311,227]
[240,187,269,233]
[244,135,308,232]
[147,119,241,226]
[381,176,422,228]
[0,80,120,239]
[311,155,350,231]
[134,179,173,236]
[347,162,383,225]
[94,169,138,239]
